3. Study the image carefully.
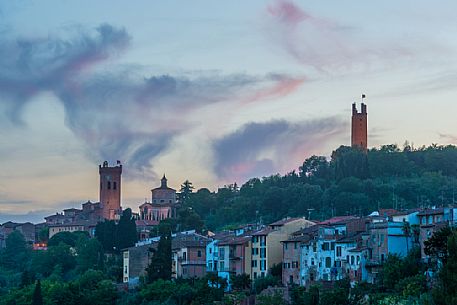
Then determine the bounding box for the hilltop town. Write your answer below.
[1,103,457,305]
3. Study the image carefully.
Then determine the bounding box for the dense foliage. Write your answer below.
[182,144,457,230]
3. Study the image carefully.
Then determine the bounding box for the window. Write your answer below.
[260,236,266,246]
[322,242,329,251]
[284,243,288,250]
[325,257,331,268]
[312,243,317,252]
[209,248,212,254]
[197,250,202,257]
[260,248,266,258]
[294,242,298,249]
[356,256,360,265]
[219,261,225,270]
[219,247,225,257]
[288,262,291,269]
[253,272,257,279]
[252,260,257,268]
[107,181,111,189]
[113,181,117,190]
[260,260,266,271]
[208,262,212,270]
[331,242,335,250]
[182,252,187,261]
[311,258,315,266]
[351,255,355,265]
[336,246,342,257]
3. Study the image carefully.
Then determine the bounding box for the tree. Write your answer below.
[180,180,194,204]
[1,230,29,270]
[146,223,172,282]
[116,208,138,250]
[95,220,117,252]
[401,221,411,254]
[257,291,288,305]
[433,231,457,305]
[424,226,453,264]
[75,235,104,273]
[331,146,369,180]
[48,231,88,247]
[32,280,43,305]
[231,274,251,290]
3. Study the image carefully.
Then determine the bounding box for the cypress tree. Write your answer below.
[32,280,43,305]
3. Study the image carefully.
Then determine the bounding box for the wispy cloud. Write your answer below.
[212,117,346,182]
[0,23,305,179]
[265,0,411,72]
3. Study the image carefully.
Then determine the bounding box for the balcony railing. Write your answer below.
[180,260,206,265]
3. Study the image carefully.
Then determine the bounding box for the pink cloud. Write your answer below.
[265,0,411,72]
[240,76,306,105]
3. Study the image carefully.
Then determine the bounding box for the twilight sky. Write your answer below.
[1,0,457,223]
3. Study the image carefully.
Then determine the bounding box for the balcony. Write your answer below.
[180,260,206,265]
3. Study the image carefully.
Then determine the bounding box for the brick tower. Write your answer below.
[351,102,367,151]
[99,160,122,220]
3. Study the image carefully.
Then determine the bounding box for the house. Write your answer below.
[217,235,252,290]
[48,220,98,239]
[282,234,309,286]
[0,222,36,244]
[417,207,455,261]
[172,232,209,279]
[123,242,158,285]
[251,218,314,280]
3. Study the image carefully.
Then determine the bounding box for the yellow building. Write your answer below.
[250,218,314,279]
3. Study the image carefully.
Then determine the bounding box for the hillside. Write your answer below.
[183,144,457,230]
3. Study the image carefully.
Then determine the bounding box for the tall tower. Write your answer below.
[351,101,367,151]
[99,160,122,220]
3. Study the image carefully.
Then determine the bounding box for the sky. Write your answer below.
[1,0,457,223]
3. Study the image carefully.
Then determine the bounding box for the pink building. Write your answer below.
[282,235,308,286]
[172,233,209,279]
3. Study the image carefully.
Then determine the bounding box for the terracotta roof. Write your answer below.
[378,209,399,217]
[172,233,209,249]
[219,235,251,246]
[391,208,422,216]
[417,208,446,216]
[282,234,312,243]
[336,232,363,243]
[252,228,273,236]
[318,216,358,225]
[269,217,301,226]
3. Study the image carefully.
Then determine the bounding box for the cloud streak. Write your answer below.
[265,0,411,72]
[212,117,346,182]
[0,24,305,179]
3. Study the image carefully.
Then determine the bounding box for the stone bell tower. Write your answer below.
[99,160,122,220]
[351,100,367,151]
